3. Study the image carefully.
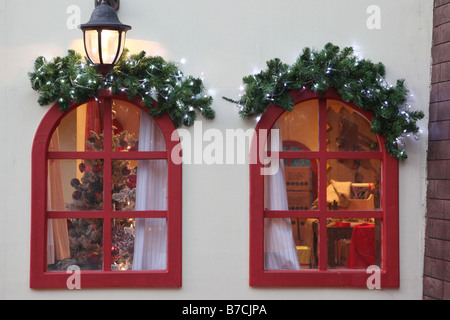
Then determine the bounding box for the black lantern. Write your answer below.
[79,0,132,76]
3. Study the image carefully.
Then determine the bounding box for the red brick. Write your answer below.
[427,199,446,219]
[434,3,450,26]
[432,62,450,83]
[425,238,445,259]
[423,276,444,299]
[429,161,450,180]
[424,0,450,301]
[426,218,450,240]
[430,100,450,121]
[428,180,450,200]
[428,140,450,159]
[424,257,450,283]
[429,121,450,140]
[431,82,450,102]
[443,281,450,299]
[426,199,450,221]
[433,23,450,45]
[436,0,450,9]
[432,42,450,64]
[424,257,445,278]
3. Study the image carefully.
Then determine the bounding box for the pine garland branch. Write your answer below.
[29,49,215,128]
[223,43,424,160]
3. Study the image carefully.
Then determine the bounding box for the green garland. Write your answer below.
[223,43,424,160]
[29,49,215,128]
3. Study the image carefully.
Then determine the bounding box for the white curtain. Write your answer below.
[132,112,168,271]
[263,121,301,270]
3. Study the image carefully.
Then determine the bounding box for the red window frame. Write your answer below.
[249,88,399,287]
[30,90,182,288]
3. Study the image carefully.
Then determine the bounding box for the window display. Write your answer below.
[31,95,182,288]
[251,91,399,287]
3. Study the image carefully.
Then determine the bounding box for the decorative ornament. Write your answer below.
[223,43,424,160]
[29,49,215,128]
[111,246,122,264]
[72,190,82,200]
[70,178,81,188]
[126,174,137,189]
[87,252,101,268]
[112,224,135,253]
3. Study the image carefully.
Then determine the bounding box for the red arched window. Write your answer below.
[250,88,399,287]
[30,91,182,288]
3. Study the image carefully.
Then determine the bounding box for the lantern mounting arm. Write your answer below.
[95,0,120,11]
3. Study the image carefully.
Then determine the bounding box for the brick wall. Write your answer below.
[423,0,450,300]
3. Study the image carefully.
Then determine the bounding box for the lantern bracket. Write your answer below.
[95,0,120,11]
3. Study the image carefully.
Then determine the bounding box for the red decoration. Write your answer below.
[126,174,137,189]
[72,190,82,200]
[346,224,375,269]
[87,252,101,268]
[111,246,121,264]
[112,224,134,253]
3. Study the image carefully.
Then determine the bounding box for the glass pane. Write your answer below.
[112,100,166,152]
[47,219,103,271]
[48,159,104,211]
[284,159,319,211]
[327,100,380,152]
[326,159,381,210]
[265,218,319,270]
[49,102,104,152]
[84,30,100,64]
[116,31,127,65]
[100,30,120,65]
[327,218,381,269]
[112,160,168,211]
[112,218,168,271]
[278,100,319,152]
[111,218,135,271]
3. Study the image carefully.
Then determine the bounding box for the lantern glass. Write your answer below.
[84,29,126,66]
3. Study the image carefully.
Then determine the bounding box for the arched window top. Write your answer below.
[40,91,177,153]
[276,98,381,154]
[31,92,182,289]
[49,99,167,153]
[256,89,383,153]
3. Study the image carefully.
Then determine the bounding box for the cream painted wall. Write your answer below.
[0,0,433,300]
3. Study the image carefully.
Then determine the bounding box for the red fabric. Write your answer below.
[346,223,375,269]
[85,101,102,151]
